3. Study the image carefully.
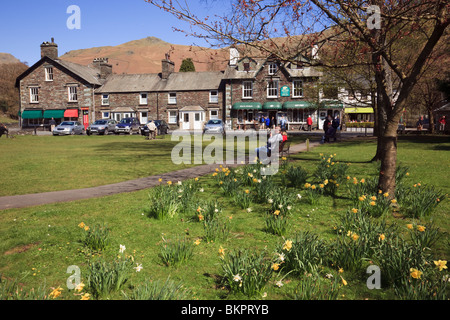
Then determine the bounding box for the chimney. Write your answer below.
[161,54,175,79]
[40,38,58,60]
[93,58,112,79]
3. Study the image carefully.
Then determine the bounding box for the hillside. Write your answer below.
[60,36,230,74]
[0,53,22,65]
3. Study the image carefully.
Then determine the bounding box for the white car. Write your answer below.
[53,121,85,135]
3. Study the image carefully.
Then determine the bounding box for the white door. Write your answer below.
[318,110,327,130]
[193,112,204,130]
[182,113,190,130]
[140,112,148,124]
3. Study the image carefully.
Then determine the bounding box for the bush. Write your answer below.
[399,184,445,218]
[80,222,110,252]
[220,249,273,297]
[159,235,194,267]
[123,277,191,300]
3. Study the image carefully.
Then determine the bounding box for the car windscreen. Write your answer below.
[60,122,74,126]
[120,119,132,124]
[94,120,107,124]
[207,120,222,125]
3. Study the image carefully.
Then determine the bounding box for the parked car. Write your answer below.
[139,120,169,136]
[53,121,85,136]
[115,117,141,135]
[203,119,225,135]
[86,119,118,135]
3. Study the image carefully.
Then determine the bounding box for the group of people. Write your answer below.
[259,116,277,130]
[322,115,340,143]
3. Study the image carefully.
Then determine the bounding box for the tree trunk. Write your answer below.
[377,118,400,196]
[428,108,435,134]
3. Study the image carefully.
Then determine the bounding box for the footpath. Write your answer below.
[0,140,321,211]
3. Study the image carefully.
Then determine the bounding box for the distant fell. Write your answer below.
[60,36,230,74]
[0,53,22,65]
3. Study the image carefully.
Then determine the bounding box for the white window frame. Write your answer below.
[101,94,110,106]
[168,110,178,124]
[168,92,177,104]
[45,67,53,81]
[140,93,148,105]
[209,90,219,103]
[102,112,110,119]
[268,63,277,75]
[267,80,278,98]
[242,81,253,99]
[30,87,39,103]
[68,86,78,102]
[209,109,219,120]
[293,80,303,98]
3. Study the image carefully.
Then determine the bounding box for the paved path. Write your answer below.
[0,140,320,211]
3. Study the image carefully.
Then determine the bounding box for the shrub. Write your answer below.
[220,249,273,297]
[86,253,134,299]
[159,235,194,267]
[277,232,327,275]
[123,277,191,300]
[399,184,445,218]
[80,222,110,252]
[285,165,308,188]
[147,185,180,220]
[264,211,290,236]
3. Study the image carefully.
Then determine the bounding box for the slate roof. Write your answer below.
[96,71,225,93]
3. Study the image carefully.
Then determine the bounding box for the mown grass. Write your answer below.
[0,133,309,196]
[0,134,448,300]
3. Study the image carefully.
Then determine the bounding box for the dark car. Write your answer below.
[86,119,118,135]
[139,120,169,136]
[115,117,141,135]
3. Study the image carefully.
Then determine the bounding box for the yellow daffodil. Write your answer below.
[273,210,280,216]
[319,184,324,188]
[80,293,90,300]
[391,199,397,204]
[417,225,426,232]
[406,224,413,230]
[194,239,201,246]
[383,192,389,198]
[167,181,172,185]
[282,240,293,251]
[370,201,376,206]
[49,287,63,299]
[378,234,386,241]
[433,260,447,271]
[218,246,225,258]
[351,208,358,213]
[158,178,162,183]
[338,268,344,274]
[272,263,280,271]
[75,282,85,293]
[198,214,204,221]
[311,185,316,190]
[340,276,347,286]
[78,222,85,229]
[410,268,422,279]
[84,226,89,231]
[360,179,365,183]
[371,196,377,201]
[351,233,359,241]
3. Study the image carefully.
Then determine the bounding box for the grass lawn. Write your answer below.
[0,133,310,196]
[0,134,449,301]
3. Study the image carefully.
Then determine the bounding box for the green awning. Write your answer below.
[21,110,43,119]
[262,102,283,110]
[345,107,374,114]
[232,102,262,110]
[43,109,65,119]
[283,101,313,109]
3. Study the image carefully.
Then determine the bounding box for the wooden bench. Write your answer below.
[279,141,291,157]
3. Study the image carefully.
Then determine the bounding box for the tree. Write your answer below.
[179,58,196,72]
[147,0,449,197]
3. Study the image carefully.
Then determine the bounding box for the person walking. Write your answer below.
[439,116,446,133]
[49,117,56,133]
[307,115,313,131]
[147,121,157,140]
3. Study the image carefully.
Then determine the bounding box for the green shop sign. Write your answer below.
[280,85,290,97]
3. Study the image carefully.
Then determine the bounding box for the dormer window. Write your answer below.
[243,62,250,72]
[268,63,277,75]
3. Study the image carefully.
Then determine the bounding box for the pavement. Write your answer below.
[0,138,324,211]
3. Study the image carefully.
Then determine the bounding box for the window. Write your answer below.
[243,62,250,71]
[168,92,177,104]
[209,90,219,103]
[168,110,178,124]
[267,80,278,98]
[210,109,219,120]
[140,93,148,105]
[30,87,39,103]
[293,80,303,97]
[45,67,53,81]
[102,112,110,119]
[68,86,78,102]
[268,63,277,75]
[102,94,109,105]
[242,81,253,99]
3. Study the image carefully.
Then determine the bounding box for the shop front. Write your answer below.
[231,102,262,130]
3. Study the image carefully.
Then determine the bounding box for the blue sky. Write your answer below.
[0,0,225,66]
